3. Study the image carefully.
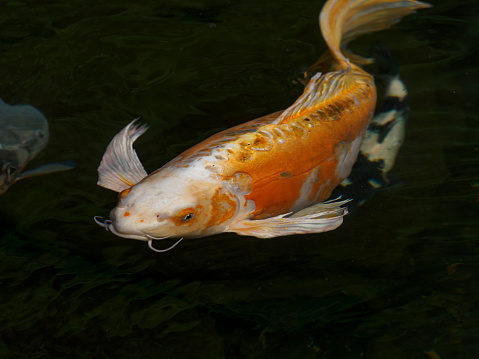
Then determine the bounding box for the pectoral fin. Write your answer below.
[16,161,75,181]
[97,119,149,192]
[227,198,349,238]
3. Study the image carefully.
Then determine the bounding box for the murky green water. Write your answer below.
[1,0,478,358]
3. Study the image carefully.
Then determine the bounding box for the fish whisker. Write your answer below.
[145,234,172,240]
[94,216,106,227]
[94,216,112,231]
[148,237,183,253]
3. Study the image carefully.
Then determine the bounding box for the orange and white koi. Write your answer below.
[95,0,430,251]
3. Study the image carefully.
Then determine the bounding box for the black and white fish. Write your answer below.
[334,44,410,209]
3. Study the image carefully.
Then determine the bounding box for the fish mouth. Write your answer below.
[93,216,148,241]
[93,216,183,253]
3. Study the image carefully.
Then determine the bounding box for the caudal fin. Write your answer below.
[320,0,431,66]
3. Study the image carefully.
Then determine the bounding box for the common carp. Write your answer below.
[96,0,430,251]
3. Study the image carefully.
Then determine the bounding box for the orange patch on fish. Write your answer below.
[229,103,373,219]
[203,188,237,231]
[119,188,131,198]
[124,212,130,217]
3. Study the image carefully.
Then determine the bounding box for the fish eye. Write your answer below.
[6,165,17,177]
[174,207,200,225]
[181,213,195,222]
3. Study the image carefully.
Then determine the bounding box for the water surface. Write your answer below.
[0,0,478,358]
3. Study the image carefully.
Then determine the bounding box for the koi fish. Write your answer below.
[95,0,430,251]
[334,43,410,210]
[0,98,74,194]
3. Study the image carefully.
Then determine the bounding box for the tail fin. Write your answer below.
[320,0,431,66]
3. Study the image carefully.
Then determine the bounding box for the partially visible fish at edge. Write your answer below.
[334,42,411,211]
[0,98,74,194]
[95,0,431,251]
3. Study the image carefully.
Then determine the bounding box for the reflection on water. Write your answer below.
[0,0,478,358]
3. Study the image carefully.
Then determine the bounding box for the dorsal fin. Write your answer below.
[97,119,148,192]
[272,67,354,125]
[273,0,430,126]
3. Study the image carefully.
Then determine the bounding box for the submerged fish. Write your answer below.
[334,43,411,210]
[96,0,430,251]
[0,99,74,194]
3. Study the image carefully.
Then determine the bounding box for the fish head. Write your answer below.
[0,158,20,194]
[0,127,49,194]
[0,99,50,193]
[0,100,49,160]
[105,168,240,241]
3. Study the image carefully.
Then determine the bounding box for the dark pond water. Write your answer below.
[1,0,478,358]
